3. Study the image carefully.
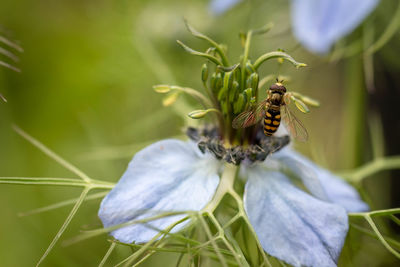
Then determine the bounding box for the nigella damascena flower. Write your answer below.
[99,128,368,266]
[291,0,380,54]
[99,24,368,266]
[209,0,380,54]
[209,0,243,15]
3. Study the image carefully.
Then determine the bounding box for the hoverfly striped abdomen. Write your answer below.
[263,109,281,136]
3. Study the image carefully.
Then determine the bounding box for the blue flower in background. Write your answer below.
[209,0,243,15]
[209,0,380,54]
[98,139,368,266]
[291,0,380,54]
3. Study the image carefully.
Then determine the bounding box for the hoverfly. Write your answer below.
[232,81,313,141]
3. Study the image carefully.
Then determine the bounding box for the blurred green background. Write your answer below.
[0,0,399,266]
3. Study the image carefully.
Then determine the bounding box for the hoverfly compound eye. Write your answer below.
[270,83,286,93]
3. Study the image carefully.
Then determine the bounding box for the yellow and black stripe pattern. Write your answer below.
[263,109,281,136]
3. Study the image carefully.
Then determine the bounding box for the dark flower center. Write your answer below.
[187,126,290,165]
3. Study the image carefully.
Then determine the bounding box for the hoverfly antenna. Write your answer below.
[275,78,279,82]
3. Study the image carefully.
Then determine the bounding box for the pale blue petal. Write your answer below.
[244,167,348,267]
[98,139,220,243]
[316,168,369,212]
[273,148,369,212]
[291,0,379,54]
[270,148,329,201]
[209,0,242,15]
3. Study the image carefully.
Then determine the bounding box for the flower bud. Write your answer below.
[162,92,180,106]
[234,94,245,114]
[245,62,255,74]
[201,63,208,82]
[213,73,223,94]
[244,88,253,103]
[229,81,239,102]
[246,73,259,92]
[188,109,208,119]
[153,85,171,93]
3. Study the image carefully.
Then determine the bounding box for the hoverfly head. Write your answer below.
[270,82,287,94]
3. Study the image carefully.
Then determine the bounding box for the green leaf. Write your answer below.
[184,19,229,66]
[176,40,223,66]
[366,1,400,55]
[253,51,307,70]
[252,22,274,35]
[217,63,239,72]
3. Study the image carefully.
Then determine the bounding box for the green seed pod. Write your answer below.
[218,72,234,101]
[225,71,234,90]
[234,93,245,114]
[214,73,223,93]
[245,62,255,74]
[246,73,259,93]
[218,86,227,101]
[201,63,208,82]
[250,73,259,92]
[210,72,217,90]
[244,88,253,103]
[229,81,239,103]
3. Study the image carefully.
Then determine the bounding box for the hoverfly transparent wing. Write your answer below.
[232,100,268,129]
[281,104,308,142]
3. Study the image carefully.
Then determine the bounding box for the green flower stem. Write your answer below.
[98,242,116,267]
[363,215,400,258]
[363,21,375,93]
[241,31,253,90]
[350,207,400,218]
[0,177,114,189]
[36,187,90,267]
[202,81,225,132]
[350,223,400,249]
[203,81,219,108]
[117,216,190,267]
[204,163,238,213]
[366,1,400,55]
[198,214,229,267]
[169,86,213,108]
[13,125,93,183]
[341,57,365,169]
[342,156,400,183]
[224,72,234,141]
[19,191,108,217]
[184,20,229,67]
[0,60,20,72]
[203,163,272,267]
[253,51,307,70]
[177,40,223,66]
[390,214,400,226]
[227,188,272,267]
